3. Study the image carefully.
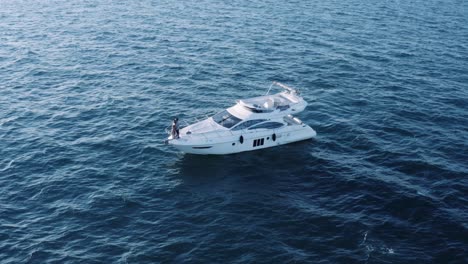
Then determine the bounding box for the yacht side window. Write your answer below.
[231,119,266,130]
[249,122,284,130]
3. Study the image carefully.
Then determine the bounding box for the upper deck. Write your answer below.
[228,88,307,120]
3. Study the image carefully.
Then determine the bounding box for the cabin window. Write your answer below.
[249,122,284,130]
[253,138,265,147]
[278,105,290,111]
[231,119,267,130]
[212,110,242,128]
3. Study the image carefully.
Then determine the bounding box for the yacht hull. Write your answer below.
[168,125,316,155]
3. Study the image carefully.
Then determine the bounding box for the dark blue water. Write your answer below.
[1,0,467,263]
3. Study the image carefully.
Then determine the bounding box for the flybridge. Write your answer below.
[230,82,307,118]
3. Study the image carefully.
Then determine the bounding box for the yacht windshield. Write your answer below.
[212,110,242,128]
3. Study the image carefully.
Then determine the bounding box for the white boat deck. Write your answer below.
[171,114,304,143]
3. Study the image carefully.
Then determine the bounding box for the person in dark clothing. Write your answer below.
[171,118,179,139]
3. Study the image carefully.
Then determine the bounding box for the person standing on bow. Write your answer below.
[171,118,179,139]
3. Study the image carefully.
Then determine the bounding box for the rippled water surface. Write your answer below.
[1,0,467,263]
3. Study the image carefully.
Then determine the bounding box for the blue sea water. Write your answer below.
[1,0,467,263]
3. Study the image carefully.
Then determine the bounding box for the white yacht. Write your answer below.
[166,82,316,155]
